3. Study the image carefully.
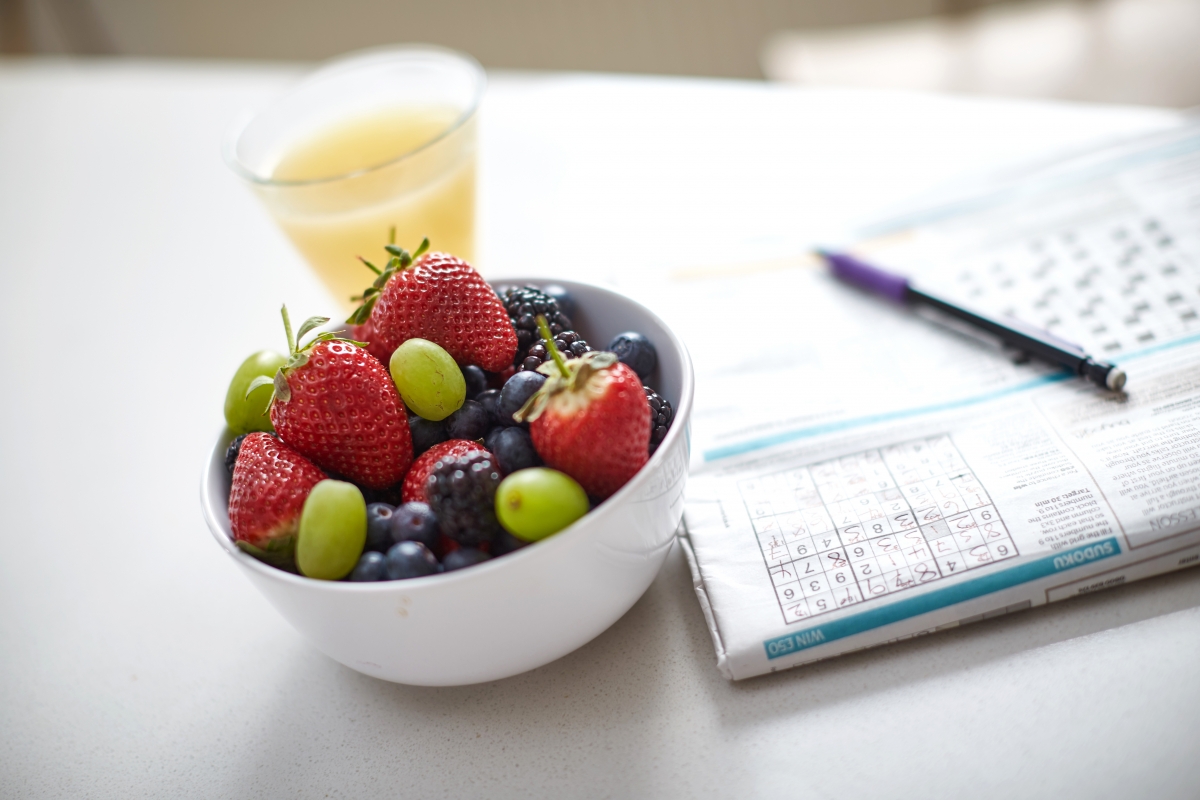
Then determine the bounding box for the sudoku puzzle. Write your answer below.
[738,435,1018,624]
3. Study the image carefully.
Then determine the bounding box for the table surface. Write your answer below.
[2,59,1198,799]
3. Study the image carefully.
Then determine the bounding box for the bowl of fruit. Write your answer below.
[200,242,692,685]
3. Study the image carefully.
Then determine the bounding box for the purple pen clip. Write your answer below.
[818,250,911,304]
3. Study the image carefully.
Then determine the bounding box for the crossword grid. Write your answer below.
[738,435,1019,625]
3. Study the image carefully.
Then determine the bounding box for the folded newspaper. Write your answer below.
[678,119,1200,680]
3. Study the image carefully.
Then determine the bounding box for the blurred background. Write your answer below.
[2,0,1198,106]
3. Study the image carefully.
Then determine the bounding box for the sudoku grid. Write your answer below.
[738,435,1018,625]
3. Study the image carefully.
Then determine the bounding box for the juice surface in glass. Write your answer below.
[262,106,476,310]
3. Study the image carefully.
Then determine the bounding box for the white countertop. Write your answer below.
[1,59,1197,799]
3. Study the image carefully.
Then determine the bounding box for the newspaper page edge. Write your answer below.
[677,528,735,680]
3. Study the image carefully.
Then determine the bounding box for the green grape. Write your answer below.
[224,350,286,434]
[297,480,367,580]
[389,338,466,421]
[495,468,589,542]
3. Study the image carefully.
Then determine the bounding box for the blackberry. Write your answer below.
[644,386,674,455]
[500,285,574,365]
[224,433,249,478]
[425,451,505,547]
[518,329,595,372]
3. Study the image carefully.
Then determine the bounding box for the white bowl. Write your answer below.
[200,279,693,686]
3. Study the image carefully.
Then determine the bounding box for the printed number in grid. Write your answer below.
[933,216,1200,356]
[739,435,1019,625]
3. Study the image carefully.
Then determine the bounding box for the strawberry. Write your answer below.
[348,238,517,372]
[515,317,650,499]
[228,432,325,568]
[401,438,489,503]
[250,306,414,490]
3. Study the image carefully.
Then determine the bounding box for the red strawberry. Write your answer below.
[515,319,649,499]
[228,432,325,567]
[254,307,413,490]
[401,438,489,503]
[348,240,517,371]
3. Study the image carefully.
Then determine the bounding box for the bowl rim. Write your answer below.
[200,276,694,591]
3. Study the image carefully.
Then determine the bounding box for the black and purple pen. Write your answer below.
[816,249,1127,391]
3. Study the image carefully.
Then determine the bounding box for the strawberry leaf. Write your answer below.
[296,316,330,343]
[513,388,550,423]
[274,370,292,403]
[244,374,275,400]
[346,304,370,326]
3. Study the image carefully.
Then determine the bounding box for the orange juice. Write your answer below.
[263,106,476,309]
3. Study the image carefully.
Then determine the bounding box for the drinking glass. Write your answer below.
[224,45,485,309]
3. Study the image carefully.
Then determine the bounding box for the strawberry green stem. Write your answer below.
[281,304,296,355]
[536,314,570,378]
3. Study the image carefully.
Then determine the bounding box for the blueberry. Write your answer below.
[442,547,491,572]
[491,530,527,557]
[608,332,657,379]
[389,502,440,551]
[486,426,542,474]
[365,502,396,552]
[498,371,546,425]
[461,365,488,400]
[384,541,440,579]
[541,284,576,317]
[408,413,448,456]
[484,425,507,454]
[349,551,389,581]
[477,389,503,426]
[445,399,489,441]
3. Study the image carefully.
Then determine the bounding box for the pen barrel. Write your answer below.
[823,251,910,304]
[912,288,1089,370]
[819,250,1121,390]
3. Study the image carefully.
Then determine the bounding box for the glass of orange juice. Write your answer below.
[224,45,485,310]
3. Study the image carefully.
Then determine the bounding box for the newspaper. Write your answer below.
[677,118,1200,680]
